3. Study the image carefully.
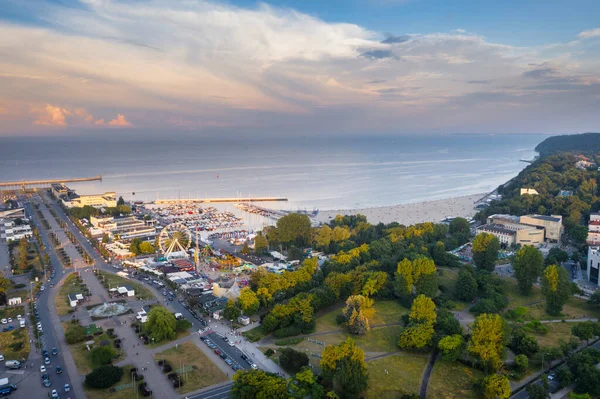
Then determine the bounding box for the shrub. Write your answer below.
[274,338,303,346]
[14,283,26,289]
[91,345,116,366]
[265,349,275,357]
[85,365,123,389]
[274,326,302,338]
[175,318,192,332]
[278,348,309,374]
[162,363,172,373]
[65,323,86,344]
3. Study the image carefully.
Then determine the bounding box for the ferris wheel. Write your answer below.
[158,222,192,257]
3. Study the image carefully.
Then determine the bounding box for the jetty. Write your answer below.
[155,197,287,204]
[0,175,102,190]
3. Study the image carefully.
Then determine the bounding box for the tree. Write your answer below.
[572,321,596,344]
[253,234,269,255]
[231,369,288,399]
[102,234,110,244]
[438,334,464,361]
[526,383,549,399]
[145,306,176,342]
[409,295,437,325]
[515,354,529,372]
[455,268,478,302]
[91,346,116,366]
[472,233,500,271]
[548,247,569,263]
[587,291,600,307]
[321,338,368,398]
[468,313,504,372]
[129,238,142,255]
[314,225,332,249]
[117,196,125,206]
[343,295,374,335]
[555,366,574,387]
[241,242,250,255]
[510,328,539,357]
[223,300,242,321]
[449,217,471,245]
[569,225,588,245]
[435,310,462,337]
[394,257,437,299]
[513,245,544,295]
[238,288,260,315]
[541,265,572,316]
[139,241,155,254]
[482,374,511,399]
[278,348,309,374]
[331,226,351,243]
[175,318,192,332]
[85,365,124,389]
[276,213,311,247]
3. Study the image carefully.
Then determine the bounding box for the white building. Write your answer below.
[68,293,84,307]
[8,298,22,306]
[587,246,600,286]
[0,220,32,242]
[116,285,135,297]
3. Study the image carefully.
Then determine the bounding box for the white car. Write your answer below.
[7,318,12,323]
[51,389,59,398]
[0,354,4,361]
[228,341,235,347]
[40,286,45,291]
[16,315,22,320]
[251,364,258,370]
[1,319,6,324]
[40,365,46,373]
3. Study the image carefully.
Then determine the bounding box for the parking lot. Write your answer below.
[200,331,252,373]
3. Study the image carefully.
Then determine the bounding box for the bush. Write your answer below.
[162,363,172,373]
[274,326,302,338]
[175,318,192,332]
[91,345,116,366]
[65,322,86,344]
[335,314,346,325]
[278,348,309,374]
[14,283,26,289]
[85,365,123,389]
[265,348,275,357]
[274,338,303,346]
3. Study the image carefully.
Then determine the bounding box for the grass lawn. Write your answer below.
[146,329,190,348]
[315,300,407,334]
[242,325,267,342]
[55,273,85,316]
[502,277,545,308]
[527,297,600,320]
[426,360,482,399]
[62,322,123,375]
[365,353,429,398]
[531,322,575,348]
[294,326,403,354]
[153,341,227,394]
[97,271,153,300]
[0,327,30,361]
[0,306,25,320]
[84,364,136,399]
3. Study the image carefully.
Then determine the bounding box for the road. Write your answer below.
[0,196,77,399]
[186,382,233,399]
[510,339,600,399]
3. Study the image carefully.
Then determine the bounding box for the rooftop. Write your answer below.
[525,215,562,223]
[477,224,517,235]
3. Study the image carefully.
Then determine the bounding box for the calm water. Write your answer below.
[0,134,544,210]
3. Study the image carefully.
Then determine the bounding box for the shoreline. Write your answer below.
[314,193,485,225]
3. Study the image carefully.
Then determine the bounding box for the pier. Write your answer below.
[0,175,102,190]
[155,197,288,204]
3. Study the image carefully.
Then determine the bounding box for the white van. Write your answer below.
[19,320,25,328]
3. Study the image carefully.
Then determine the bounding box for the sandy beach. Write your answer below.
[315,193,485,226]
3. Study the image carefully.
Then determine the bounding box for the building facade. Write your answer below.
[587,246,600,286]
[519,215,563,242]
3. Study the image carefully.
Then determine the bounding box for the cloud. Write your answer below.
[0,1,599,134]
[108,114,132,127]
[579,28,600,39]
[33,104,71,126]
[361,49,395,59]
[381,34,411,44]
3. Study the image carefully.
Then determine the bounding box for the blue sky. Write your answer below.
[0,0,599,136]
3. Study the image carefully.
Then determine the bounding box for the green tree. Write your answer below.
[65,322,86,344]
[569,225,588,245]
[85,365,124,389]
[515,354,529,372]
[398,295,437,350]
[587,291,600,307]
[314,226,332,249]
[145,306,177,342]
[117,196,125,206]
[342,295,373,335]
[321,338,368,398]
[409,295,437,325]
[482,374,511,399]
[231,369,288,399]
[254,234,269,255]
[278,348,309,374]
[139,241,155,254]
[331,226,351,243]
[276,213,312,247]
[548,247,569,263]
[241,242,250,255]
[513,245,544,295]
[223,299,242,321]
[526,383,549,399]
[129,238,142,255]
[90,346,116,366]
[455,268,478,302]
[237,288,260,315]
[472,233,500,271]
[555,366,574,387]
[449,217,471,245]
[572,321,596,344]
[468,313,505,372]
[102,234,110,244]
[438,334,464,361]
[541,265,572,316]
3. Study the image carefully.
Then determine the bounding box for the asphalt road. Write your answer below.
[201,331,252,372]
[186,382,233,399]
[0,197,76,399]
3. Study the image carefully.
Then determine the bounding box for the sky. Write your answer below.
[0,0,599,137]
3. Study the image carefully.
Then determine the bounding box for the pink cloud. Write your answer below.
[108,114,132,127]
[33,104,71,126]
[75,108,94,122]
[95,119,105,125]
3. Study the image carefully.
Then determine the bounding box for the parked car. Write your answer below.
[52,347,58,356]
[45,357,51,365]
[251,364,258,370]
[56,366,63,374]
[40,365,46,373]
[0,355,4,362]
[64,384,71,392]
[43,379,51,388]
[0,319,6,325]
[6,318,11,323]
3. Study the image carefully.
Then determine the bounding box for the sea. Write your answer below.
[0,134,545,215]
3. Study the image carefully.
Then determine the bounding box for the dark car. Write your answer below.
[41,374,49,381]
[138,382,152,397]
[220,352,227,359]
[214,349,221,355]
[52,347,58,355]
[56,366,63,374]
[42,379,51,388]
[222,336,229,342]
[168,296,174,301]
